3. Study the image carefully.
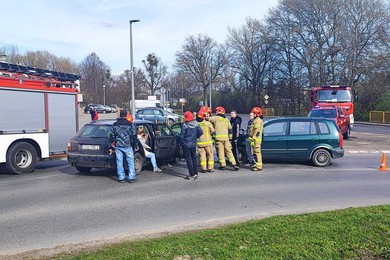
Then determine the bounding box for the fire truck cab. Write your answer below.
[0,62,81,174]
[310,85,357,127]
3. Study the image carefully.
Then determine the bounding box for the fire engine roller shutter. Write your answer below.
[47,93,77,154]
[0,89,45,131]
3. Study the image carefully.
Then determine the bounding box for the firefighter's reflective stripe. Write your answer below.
[198,140,213,145]
[215,134,229,138]
[200,161,207,166]
[198,121,214,146]
[254,138,262,142]
[211,116,231,141]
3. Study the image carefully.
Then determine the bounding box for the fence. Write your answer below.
[369,111,390,123]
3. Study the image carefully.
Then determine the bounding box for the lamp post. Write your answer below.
[103,84,106,105]
[129,19,140,117]
[209,65,212,109]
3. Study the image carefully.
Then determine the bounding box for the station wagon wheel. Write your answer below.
[312,148,331,167]
[134,152,144,175]
[76,166,92,173]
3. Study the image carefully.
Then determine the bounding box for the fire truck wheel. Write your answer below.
[312,148,331,167]
[6,142,37,174]
[134,152,144,175]
[76,166,92,173]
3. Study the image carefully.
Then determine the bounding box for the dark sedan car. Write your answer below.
[67,120,182,174]
[238,117,344,167]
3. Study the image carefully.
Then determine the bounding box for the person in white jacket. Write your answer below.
[137,126,162,173]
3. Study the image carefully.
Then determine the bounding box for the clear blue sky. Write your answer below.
[1,0,279,74]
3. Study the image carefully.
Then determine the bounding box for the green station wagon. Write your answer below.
[239,117,344,166]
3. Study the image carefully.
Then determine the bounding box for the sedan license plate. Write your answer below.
[81,144,100,150]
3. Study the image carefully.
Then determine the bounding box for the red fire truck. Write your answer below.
[0,62,81,174]
[310,85,357,127]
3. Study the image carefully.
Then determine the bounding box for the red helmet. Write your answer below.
[251,106,262,117]
[197,110,206,119]
[200,106,212,116]
[126,113,134,122]
[215,106,225,114]
[206,107,212,115]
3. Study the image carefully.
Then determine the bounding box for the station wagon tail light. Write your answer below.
[339,132,343,148]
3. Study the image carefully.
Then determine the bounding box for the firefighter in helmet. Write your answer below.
[248,106,264,171]
[209,106,239,170]
[196,109,215,173]
[200,106,212,120]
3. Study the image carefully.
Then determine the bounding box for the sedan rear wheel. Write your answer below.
[312,148,331,167]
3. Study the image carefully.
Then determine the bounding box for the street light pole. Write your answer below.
[209,65,212,110]
[103,84,106,106]
[129,19,140,117]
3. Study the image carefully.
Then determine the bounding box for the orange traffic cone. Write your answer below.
[379,153,387,171]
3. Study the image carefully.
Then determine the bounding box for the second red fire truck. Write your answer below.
[310,85,357,127]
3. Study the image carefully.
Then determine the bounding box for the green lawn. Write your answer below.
[59,205,390,259]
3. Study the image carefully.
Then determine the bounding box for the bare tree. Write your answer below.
[227,17,273,105]
[141,53,167,95]
[79,53,111,104]
[175,34,229,105]
[340,0,390,86]
[0,44,22,63]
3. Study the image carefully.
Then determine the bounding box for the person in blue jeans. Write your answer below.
[137,126,162,173]
[180,111,203,180]
[112,109,138,183]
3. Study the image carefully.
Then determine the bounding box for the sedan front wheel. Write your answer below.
[312,148,331,167]
[134,152,144,175]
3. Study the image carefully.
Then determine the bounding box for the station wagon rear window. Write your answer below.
[318,122,330,134]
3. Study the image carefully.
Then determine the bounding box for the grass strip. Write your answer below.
[59,205,390,259]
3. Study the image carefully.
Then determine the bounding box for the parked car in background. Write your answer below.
[84,104,92,114]
[67,120,182,174]
[84,104,113,114]
[136,107,180,125]
[102,105,116,113]
[308,105,351,139]
[238,117,344,167]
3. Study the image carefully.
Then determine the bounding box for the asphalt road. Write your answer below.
[1,152,390,257]
[0,112,389,258]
